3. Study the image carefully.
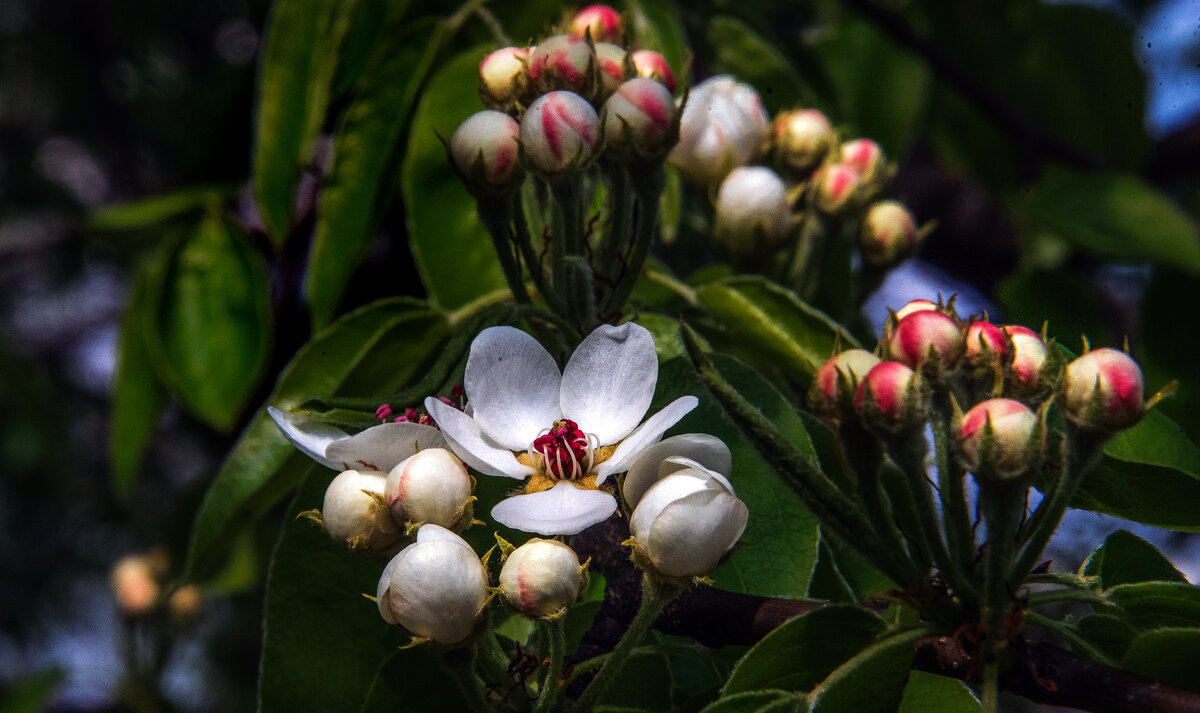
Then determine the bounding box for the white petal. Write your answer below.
[629,473,710,540]
[646,490,749,578]
[415,523,468,545]
[385,539,489,644]
[490,482,617,535]
[621,434,732,509]
[425,398,532,479]
[660,457,736,496]
[595,396,699,479]
[465,326,563,450]
[324,422,447,473]
[561,323,659,445]
[267,406,347,470]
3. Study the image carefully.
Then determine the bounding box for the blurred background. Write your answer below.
[1,0,1197,710]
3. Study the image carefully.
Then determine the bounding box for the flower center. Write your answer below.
[529,419,596,480]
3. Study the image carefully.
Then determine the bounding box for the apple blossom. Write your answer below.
[713,166,792,254]
[499,538,584,617]
[323,469,402,550]
[1062,348,1144,431]
[519,90,600,176]
[669,75,769,186]
[840,138,885,185]
[965,320,1007,367]
[601,77,677,160]
[385,448,473,530]
[894,298,942,322]
[959,398,1039,479]
[621,433,732,509]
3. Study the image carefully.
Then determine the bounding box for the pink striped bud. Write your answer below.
[1062,348,1144,432]
[571,4,622,43]
[631,49,676,93]
[478,47,531,113]
[887,310,964,368]
[860,200,919,266]
[965,320,1007,366]
[520,91,600,175]
[529,34,598,99]
[840,138,885,185]
[594,42,630,99]
[811,349,882,419]
[812,163,862,215]
[959,398,1039,478]
[450,110,522,192]
[499,538,584,617]
[601,77,677,160]
[855,361,920,426]
[1005,325,1047,389]
[772,109,834,174]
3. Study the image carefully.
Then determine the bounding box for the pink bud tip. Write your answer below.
[965,321,1007,364]
[855,361,916,422]
[631,50,676,93]
[571,4,622,43]
[888,310,964,368]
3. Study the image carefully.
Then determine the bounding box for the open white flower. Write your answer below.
[268,407,446,473]
[425,323,698,536]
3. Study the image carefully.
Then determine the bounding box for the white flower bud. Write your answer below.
[529,34,598,99]
[385,448,473,529]
[714,166,792,254]
[520,90,600,176]
[376,525,489,644]
[630,50,675,93]
[450,110,523,194]
[1062,348,1144,432]
[629,466,748,579]
[323,469,402,551]
[772,108,834,174]
[499,538,583,617]
[594,42,630,100]
[959,398,1040,479]
[669,75,769,186]
[478,47,531,113]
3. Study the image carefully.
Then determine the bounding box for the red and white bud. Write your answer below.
[520,91,600,176]
[629,465,748,579]
[965,320,1007,367]
[887,310,964,369]
[860,200,919,266]
[323,470,403,551]
[959,398,1039,479]
[571,4,622,43]
[112,555,160,616]
[772,109,834,174]
[450,110,522,193]
[631,49,676,93]
[1062,348,1144,432]
[894,299,941,322]
[499,538,584,617]
[601,77,677,160]
[840,138,885,185]
[855,361,920,426]
[594,42,629,99]
[812,163,862,215]
[377,525,489,644]
[1005,325,1047,389]
[713,166,792,254]
[811,349,882,419]
[529,34,597,99]
[669,75,770,186]
[385,448,473,529]
[478,47,531,113]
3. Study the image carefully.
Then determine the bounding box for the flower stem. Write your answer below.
[604,163,665,316]
[512,190,566,314]
[981,658,1000,713]
[441,645,494,713]
[596,161,632,304]
[477,196,532,305]
[535,617,566,713]
[932,397,977,591]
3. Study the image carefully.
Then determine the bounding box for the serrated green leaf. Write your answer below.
[1120,627,1200,694]
[402,46,507,310]
[705,16,811,113]
[625,0,689,84]
[809,627,926,713]
[358,646,472,713]
[1106,582,1200,629]
[897,671,979,713]
[1079,529,1186,588]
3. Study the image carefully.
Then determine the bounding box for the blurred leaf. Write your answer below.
[806,539,857,603]
[1106,582,1200,628]
[403,46,507,310]
[660,164,683,244]
[1020,170,1200,273]
[635,313,688,361]
[1079,529,1187,588]
[87,184,232,233]
[0,669,64,713]
[563,600,603,656]
[723,605,887,695]
[700,690,804,713]
[253,0,357,243]
[110,264,168,500]
[705,16,811,114]
[656,355,821,599]
[259,466,404,713]
[1074,613,1137,662]
[809,627,925,713]
[995,269,1111,348]
[359,646,472,713]
[896,671,980,713]
[308,17,448,329]
[144,216,271,431]
[654,632,745,712]
[1142,268,1200,440]
[1120,628,1200,694]
[626,0,690,83]
[696,276,859,390]
[184,298,449,580]
[598,649,674,710]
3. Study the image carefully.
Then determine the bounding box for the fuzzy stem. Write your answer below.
[535,617,567,713]
[512,191,565,313]
[932,397,977,589]
[442,645,494,713]
[596,161,632,306]
[604,163,665,316]
[981,658,1000,713]
[477,196,532,305]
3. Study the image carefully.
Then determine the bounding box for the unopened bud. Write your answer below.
[1062,347,1144,432]
[860,201,919,266]
[167,585,202,624]
[1005,325,1047,390]
[959,398,1039,479]
[855,361,921,428]
[812,163,862,215]
[840,138,885,185]
[894,298,941,322]
[478,47,531,113]
[571,4,622,43]
[323,470,403,551]
[811,348,882,420]
[886,310,964,369]
[594,43,630,99]
[385,448,473,529]
[499,538,584,617]
[772,109,834,174]
[529,34,598,99]
[965,320,1007,367]
[520,91,600,176]
[714,166,792,254]
[670,75,769,186]
[450,110,522,193]
[630,49,676,93]
[602,77,677,160]
[112,555,160,616]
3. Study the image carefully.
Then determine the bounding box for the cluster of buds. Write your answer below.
[111,549,202,624]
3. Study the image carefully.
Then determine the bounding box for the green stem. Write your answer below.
[549,178,594,330]
[932,397,977,588]
[1026,587,1111,609]
[786,213,824,298]
[478,197,532,305]
[479,631,531,708]
[512,192,565,313]
[535,618,566,713]
[597,161,632,305]
[604,163,665,316]
[442,646,494,713]
[574,575,680,712]
[978,479,1024,678]
[1023,611,1116,666]
[981,658,1000,713]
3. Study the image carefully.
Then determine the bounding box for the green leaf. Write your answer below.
[723,605,887,695]
[87,184,232,232]
[656,355,821,598]
[0,669,65,713]
[810,628,926,713]
[897,671,980,713]
[1079,529,1186,588]
[701,690,804,713]
[654,632,745,712]
[1120,628,1200,694]
[402,46,507,310]
[996,269,1111,349]
[705,16,811,114]
[253,0,356,243]
[1106,582,1200,629]
[307,17,448,330]
[144,216,271,431]
[1073,613,1137,661]
[597,649,674,711]
[635,313,689,362]
[110,263,168,500]
[259,466,405,713]
[625,0,689,83]
[1020,169,1200,273]
[696,276,859,389]
[358,646,472,713]
[184,298,449,580]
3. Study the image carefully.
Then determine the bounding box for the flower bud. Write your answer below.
[631,49,676,93]
[860,200,919,266]
[529,34,598,99]
[1005,325,1047,389]
[385,448,473,529]
[520,91,600,176]
[812,163,862,215]
[112,555,160,616]
[450,110,522,193]
[886,310,964,369]
[602,77,677,160]
[323,469,403,551]
[478,47,531,113]
[629,466,748,579]
[772,109,834,174]
[167,585,202,624]
[594,43,630,99]
[377,525,489,644]
[499,538,584,617]
[855,361,921,427]
[894,298,941,322]
[840,138,885,185]
[714,166,792,254]
[811,348,882,420]
[965,320,1007,367]
[1062,348,1144,432]
[571,4,622,43]
[670,75,769,186]
[959,398,1039,479]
